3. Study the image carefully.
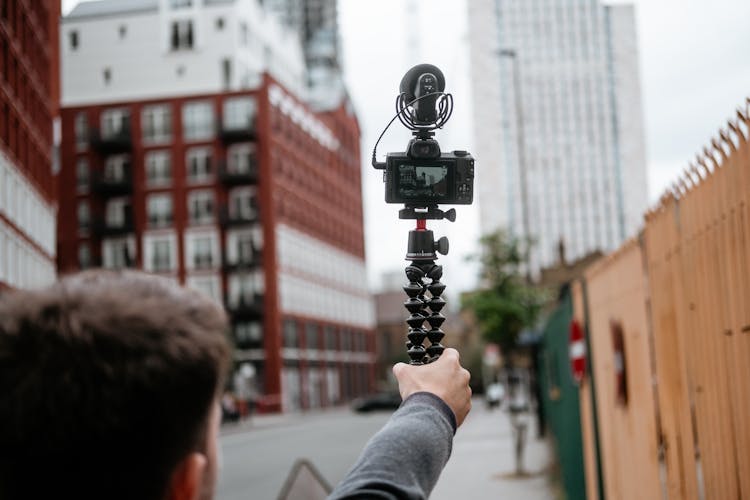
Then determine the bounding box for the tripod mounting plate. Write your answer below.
[399,206,456,222]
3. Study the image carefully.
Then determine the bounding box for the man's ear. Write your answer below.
[166,452,208,500]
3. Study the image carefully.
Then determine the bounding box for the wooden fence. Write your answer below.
[575,98,750,499]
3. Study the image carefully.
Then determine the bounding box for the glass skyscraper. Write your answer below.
[468,0,648,272]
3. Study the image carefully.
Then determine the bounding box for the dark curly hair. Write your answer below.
[0,270,231,500]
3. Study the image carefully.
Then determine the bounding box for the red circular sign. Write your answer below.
[569,320,586,384]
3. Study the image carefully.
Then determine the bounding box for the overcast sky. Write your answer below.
[339,0,750,295]
[62,0,750,296]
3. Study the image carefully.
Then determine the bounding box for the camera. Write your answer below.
[373,63,475,207]
[370,64,475,365]
[384,143,474,205]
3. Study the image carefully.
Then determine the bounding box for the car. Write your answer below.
[351,392,402,413]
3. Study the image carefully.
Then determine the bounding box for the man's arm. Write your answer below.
[328,349,472,500]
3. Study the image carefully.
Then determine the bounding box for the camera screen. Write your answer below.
[397,164,449,200]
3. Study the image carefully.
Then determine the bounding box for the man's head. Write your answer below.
[0,270,231,500]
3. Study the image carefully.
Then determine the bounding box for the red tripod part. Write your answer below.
[416,219,427,231]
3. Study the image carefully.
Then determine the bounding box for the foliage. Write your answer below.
[462,230,548,354]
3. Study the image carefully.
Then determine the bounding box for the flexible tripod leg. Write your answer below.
[403,261,447,365]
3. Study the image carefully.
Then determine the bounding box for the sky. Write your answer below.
[337,0,750,295]
[61,0,750,297]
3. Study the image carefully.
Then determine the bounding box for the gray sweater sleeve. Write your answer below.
[328,392,457,500]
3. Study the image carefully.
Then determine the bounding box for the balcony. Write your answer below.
[226,293,264,320]
[191,255,217,270]
[218,161,258,186]
[101,251,137,270]
[90,124,132,154]
[92,212,134,238]
[223,249,263,272]
[219,205,259,228]
[234,336,264,351]
[219,118,256,143]
[91,168,133,196]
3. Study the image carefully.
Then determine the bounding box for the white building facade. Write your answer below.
[62,0,307,107]
[468,0,648,271]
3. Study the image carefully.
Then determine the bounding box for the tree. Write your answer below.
[462,230,547,354]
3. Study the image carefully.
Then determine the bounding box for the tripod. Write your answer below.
[400,205,455,365]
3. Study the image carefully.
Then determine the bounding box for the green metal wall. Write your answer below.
[538,293,586,500]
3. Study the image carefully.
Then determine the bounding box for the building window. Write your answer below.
[188,276,222,303]
[236,232,256,263]
[324,326,337,350]
[170,0,193,8]
[235,321,262,347]
[69,30,79,50]
[229,271,264,307]
[182,101,214,141]
[226,227,262,265]
[356,331,367,352]
[143,234,178,274]
[227,143,256,174]
[76,158,89,192]
[147,194,173,227]
[223,97,255,130]
[145,150,172,186]
[142,104,172,143]
[305,324,318,350]
[75,112,88,149]
[105,198,130,228]
[102,237,134,269]
[118,25,127,39]
[191,235,215,268]
[221,58,232,90]
[340,329,351,352]
[78,244,91,269]
[215,17,225,30]
[170,20,194,51]
[149,238,174,272]
[103,67,112,85]
[186,147,213,182]
[229,187,257,220]
[188,190,214,225]
[283,320,298,347]
[100,108,129,139]
[104,154,130,181]
[77,201,90,231]
[236,321,261,344]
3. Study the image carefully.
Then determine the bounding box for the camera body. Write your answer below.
[384,137,474,205]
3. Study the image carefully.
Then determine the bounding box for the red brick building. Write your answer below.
[57,74,374,412]
[0,0,59,290]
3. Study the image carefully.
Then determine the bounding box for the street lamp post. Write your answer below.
[498,48,531,280]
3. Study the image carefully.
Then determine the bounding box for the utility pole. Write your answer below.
[498,48,531,282]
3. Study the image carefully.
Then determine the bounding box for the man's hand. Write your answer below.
[392,348,472,426]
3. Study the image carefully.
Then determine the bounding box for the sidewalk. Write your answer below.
[431,400,555,499]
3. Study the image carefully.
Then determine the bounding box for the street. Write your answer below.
[217,407,390,499]
[217,399,554,499]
